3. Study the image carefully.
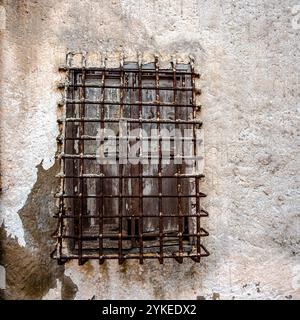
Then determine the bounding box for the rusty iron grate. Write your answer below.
[52,57,209,265]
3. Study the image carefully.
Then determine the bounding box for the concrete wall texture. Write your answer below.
[0,0,299,300]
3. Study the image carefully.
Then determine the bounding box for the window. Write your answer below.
[52,57,209,264]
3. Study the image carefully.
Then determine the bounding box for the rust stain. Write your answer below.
[81,260,95,276]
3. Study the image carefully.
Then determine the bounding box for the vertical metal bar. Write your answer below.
[70,70,79,255]
[69,70,80,255]
[118,59,125,265]
[58,174,65,261]
[58,68,69,262]
[129,71,137,247]
[172,61,183,263]
[98,62,106,264]
[191,61,201,262]
[138,60,144,264]
[58,192,64,262]
[78,67,86,265]
[155,57,163,264]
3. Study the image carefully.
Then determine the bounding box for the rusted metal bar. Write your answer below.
[57,66,69,263]
[191,61,201,263]
[60,154,203,161]
[70,69,80,257]
[65,84,194,92]
[55,230,209,240]
[54,211,209,219]
[155,57,163,264]
[55,70,74,257]
[56,194,207,199]
[98,65,106,264]
[64,118,202,125]
[138,61,144,264]
[61,66,200,76]
[65,136,198,141]
[52,252,210,262]
[118,60,125,265]
[58,174,205,179]
[78,68,86,265]
[172,61,183,264]
[66,100,196,108]
[129,71,139,248]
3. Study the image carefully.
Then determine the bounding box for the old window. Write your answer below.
[53,58,209,264]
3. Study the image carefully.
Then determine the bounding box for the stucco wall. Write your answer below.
[0,0,299,300]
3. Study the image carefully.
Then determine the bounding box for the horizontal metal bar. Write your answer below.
[56,173,205,179]
[60,66,199,77]
[52,246,210,260]
[54,230,209,240]
[65,99,197,108]
[59,154,203,160]
[64,136,198,141]
[66,84,194,92]
[53,254,208,262]
[55,193,207,198]
[63,117,202,125]
[54,211,209,219]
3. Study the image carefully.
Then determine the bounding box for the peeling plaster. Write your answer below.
[0,3,60,245]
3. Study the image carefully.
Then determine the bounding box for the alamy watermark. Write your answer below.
[95,121,204,167]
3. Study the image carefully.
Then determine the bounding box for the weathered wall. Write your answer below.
[0,0,299,300]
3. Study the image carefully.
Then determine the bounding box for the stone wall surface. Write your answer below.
[0,0,299,300]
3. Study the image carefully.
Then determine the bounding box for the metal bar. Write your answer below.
[129,72,137,248]
[138,61,144,264]
[56,194,207,199]
[55,230,209,240]
[70,69,80,257]
[57,67,70,263]
[118,61,125,265]
[52,252,210,261]
[155,57,163,264]
[78,68,86,265]
[191,61,201,262]
[54,211,209,218]
[65,100,196,108]
[61,66,199,76]
[98,66,106,264]
[57,174,205,179]
[65,84,194,92]
[172,62,183,264]
[65,136,198,141]
[64,118,202,125]
[60,154,203,160]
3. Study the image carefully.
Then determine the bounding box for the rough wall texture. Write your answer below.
[0,0,299,300]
